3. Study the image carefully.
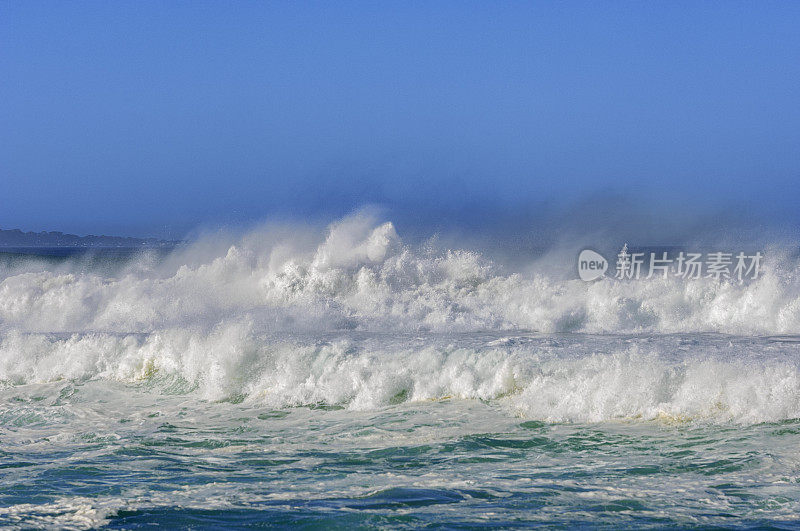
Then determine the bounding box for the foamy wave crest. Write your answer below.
[2,328,800,423]
[0,213,799,335]
[2,214,800,423]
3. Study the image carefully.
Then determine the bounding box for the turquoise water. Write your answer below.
[2,334,800,529]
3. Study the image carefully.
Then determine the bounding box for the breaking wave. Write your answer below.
[1,213,800,422]
[1,214,799,336]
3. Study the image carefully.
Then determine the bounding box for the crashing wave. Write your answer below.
[2,214,800,423]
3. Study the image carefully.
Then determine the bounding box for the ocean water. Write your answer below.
[2,216,800,529]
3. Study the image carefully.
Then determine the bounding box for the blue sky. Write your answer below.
[1,1,799,238]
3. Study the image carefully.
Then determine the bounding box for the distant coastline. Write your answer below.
[0,228,181,248]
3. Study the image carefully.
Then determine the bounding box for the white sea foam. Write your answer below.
[1,214,800,423]
[1,325,799,423]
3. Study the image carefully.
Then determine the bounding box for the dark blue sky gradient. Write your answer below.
[1,2,799,237]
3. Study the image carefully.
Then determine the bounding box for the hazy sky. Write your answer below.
[2,1,799,237]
